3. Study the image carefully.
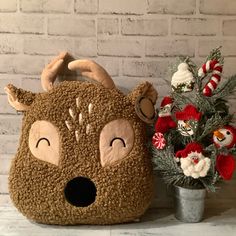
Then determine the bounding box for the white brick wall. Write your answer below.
[0,0,236,208]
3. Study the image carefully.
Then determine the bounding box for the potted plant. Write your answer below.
[151,47,236,223]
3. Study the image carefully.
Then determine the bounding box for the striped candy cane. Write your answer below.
[198,60,223,97]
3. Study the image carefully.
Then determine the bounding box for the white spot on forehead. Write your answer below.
[65,120,72,131]
[69,108,76,120]
[79,113,83,125]
[88,103,93,115]
[86,124,91,135]
[75,130,79,142]
[76,97,80,108]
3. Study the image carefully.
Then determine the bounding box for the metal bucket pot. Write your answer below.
[174,185,206,223]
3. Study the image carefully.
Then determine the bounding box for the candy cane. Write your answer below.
[198,60,223,97]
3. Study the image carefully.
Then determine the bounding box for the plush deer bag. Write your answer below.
[5,53,157,225]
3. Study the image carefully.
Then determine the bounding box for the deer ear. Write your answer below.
[4,84,36,111]
[128,82,158,124]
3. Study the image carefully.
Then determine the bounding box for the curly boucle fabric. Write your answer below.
[9,80,155,225]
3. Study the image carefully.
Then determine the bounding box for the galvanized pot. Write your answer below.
[174,185,206,223]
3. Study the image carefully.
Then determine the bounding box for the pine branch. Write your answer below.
[197,113,232,141]
[211,75,236,100]
[206,46,224,65]
[185,57,198,77]
[195,93,216,114]
[171,89,195,108]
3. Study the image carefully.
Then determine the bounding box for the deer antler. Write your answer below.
[68,60,115,89]
[41,52,68,92]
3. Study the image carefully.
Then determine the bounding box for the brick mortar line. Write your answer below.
[16,0,20,13]
[196,0,200,15]
[3,11,236,19]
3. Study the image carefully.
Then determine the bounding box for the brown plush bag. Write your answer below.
[5,53,157,225]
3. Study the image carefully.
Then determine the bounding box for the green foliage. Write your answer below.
[206,46,224,64]
[197,113,233,141]
[211,75,236,100]
[152,47,236,192]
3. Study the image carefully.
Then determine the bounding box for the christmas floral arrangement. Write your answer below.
[152,47,236,191]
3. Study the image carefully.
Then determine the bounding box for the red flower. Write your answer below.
[216,154,235,180]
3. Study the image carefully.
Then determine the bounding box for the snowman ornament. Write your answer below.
[175,104,202,137]
[213,125,236,149]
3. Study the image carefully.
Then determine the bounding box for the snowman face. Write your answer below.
[177,120,195,136]
[213,128,233,147]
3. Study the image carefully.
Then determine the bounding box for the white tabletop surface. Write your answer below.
[0,203,236,236]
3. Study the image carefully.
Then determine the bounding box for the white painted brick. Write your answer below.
[223,58,236,77]
[95,58,119,77]
[98,39,143,57]
[98,18,119,35]
[21,78,43,93]
[0,35,23,54]
[199,40,236,57]
[20,0,42,12]
[75,0,98,14]
[0,175,8,193]
[146,39,195,57]
[200,0,236,15]
[122,59,170,78]
[48,17,95,36]
[0,116,21,135]
[74,38,97,57]
[223,20,236,36]
[0,135,19,154]
[114,76,168,94]
[172,18,218,36]
[0,95,17,114]
[0,55,45,75]
[24,37,73,55]
[99,0,146,15]
[0,158,12,175]
[122,18,168,36]
[148,0,196,15]
[0,0,17,12]
[0,15,44,34]
[0,75,22,95]
[20,0,73,13]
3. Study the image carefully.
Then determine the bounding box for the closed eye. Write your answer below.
[36,137,50,148]
[110,137,126,147]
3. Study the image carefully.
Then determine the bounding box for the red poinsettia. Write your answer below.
[216,154,236,180]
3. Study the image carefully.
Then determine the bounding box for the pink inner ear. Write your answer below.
[99,119,134,167]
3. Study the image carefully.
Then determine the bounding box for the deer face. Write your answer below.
[5,54,157,225]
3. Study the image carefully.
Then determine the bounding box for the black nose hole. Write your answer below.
[64,177,97,207]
